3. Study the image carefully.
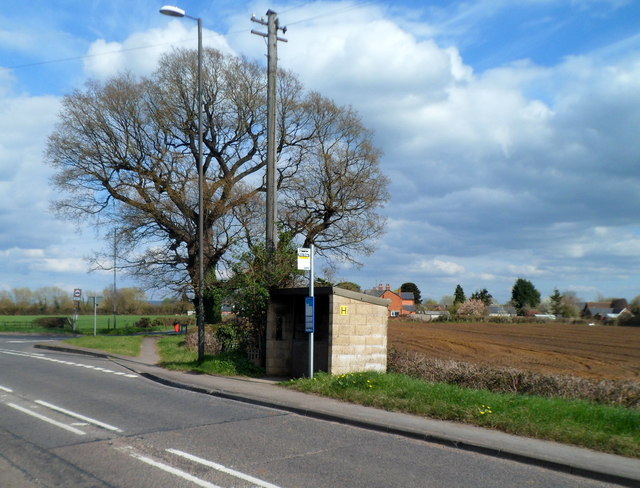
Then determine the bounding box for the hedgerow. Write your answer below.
[388,348,639,408]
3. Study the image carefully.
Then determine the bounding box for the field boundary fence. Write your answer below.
[0,321,35,328]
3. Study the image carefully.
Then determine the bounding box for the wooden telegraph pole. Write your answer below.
[251,10,287,254]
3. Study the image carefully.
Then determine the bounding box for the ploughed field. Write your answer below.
[388,320,640,381]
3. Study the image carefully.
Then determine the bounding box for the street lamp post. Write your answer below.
[160,5,205,363]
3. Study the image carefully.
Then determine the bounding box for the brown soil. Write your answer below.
[388,320,640,381]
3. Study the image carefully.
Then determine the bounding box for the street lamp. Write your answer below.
[160,5,205,363]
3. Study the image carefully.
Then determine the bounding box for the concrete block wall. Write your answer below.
[265,303,291,376]
[328,293,388,375]
[266,287,389,377]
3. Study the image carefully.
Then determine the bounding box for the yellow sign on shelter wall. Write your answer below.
[340,306,348,315]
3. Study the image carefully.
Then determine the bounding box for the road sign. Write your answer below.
[73,288,82,301]
[297,247,311,271]
[305,296,315,333]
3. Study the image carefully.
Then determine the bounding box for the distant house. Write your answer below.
[365,283,415,317]
[401,291,416,314]
[581,300,630,321]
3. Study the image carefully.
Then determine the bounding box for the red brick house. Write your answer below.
[365,284,416,317]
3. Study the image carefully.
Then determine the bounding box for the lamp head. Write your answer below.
[159,5,186,17]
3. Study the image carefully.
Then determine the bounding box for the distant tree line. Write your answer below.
[337,278,639,320]
[0,287,190,316]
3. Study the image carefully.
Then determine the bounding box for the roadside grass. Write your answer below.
[63,335,144,357]
[157,335,264,377]
[285,371,640,458]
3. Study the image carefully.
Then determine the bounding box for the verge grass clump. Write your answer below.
[389,348,640,408]
[64,335,143,356]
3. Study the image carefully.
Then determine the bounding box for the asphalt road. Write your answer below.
[0,334,625,487]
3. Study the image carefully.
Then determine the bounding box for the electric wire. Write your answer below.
[1,1,384,72]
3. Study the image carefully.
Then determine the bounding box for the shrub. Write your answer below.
[183,320,256,355]
[32,317,69,329]
[133,317,171,328]
[215,320,254,352]
[183,325,222,354]
[619,315,640,327]
[456,299,486,318]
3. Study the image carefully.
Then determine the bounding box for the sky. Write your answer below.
[1,0,639,304]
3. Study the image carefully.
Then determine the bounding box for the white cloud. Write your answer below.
[84,21,235,80]
[418,259,465,275]
[38,258,87,273]
[0,92,62,250]
[0,248,45,259]
[504,264,544,277]
[2,0,639,303]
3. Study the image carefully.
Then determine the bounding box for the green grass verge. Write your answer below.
[157,335,264,377]
[284,371,640,458]
[63,335,144,357]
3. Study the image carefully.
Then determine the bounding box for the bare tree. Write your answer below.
[279,93,388,261]
[46,48,388,311]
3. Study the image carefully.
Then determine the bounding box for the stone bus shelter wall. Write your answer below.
[266,287,389,377]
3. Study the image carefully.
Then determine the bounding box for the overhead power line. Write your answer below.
[1,1,381,73]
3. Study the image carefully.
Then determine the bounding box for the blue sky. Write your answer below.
[1,0,639,303]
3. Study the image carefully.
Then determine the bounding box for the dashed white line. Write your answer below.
[0,385,13,393]
[7,402,86,435]
[35,400,123,432]
[7,340,55,344]
[129,451,223,488]
[0,349,138,378]
[167,448,283,488]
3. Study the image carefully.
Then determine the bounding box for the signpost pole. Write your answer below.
[90,296,102,336]
[308,244,315,379]
[93,297,98,337]
[72,288,81,331]
[297,246,315,379]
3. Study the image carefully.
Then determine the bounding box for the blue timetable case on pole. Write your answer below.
[305,296,314,333]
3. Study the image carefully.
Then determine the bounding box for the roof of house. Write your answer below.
[587,307,614,316]
[364,289,387,298]
[583,302,628,316]
[401,292,415,300]
[272,286,390,307]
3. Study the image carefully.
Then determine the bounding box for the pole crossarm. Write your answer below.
[250,11,288,42]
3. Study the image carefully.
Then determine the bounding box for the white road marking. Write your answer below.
[167,448,283,488]
[0,349,44,357]
[7,402,86,435]
[0,385,13,393]
[0,349,138,378]
[128,451,223,488]
[7,340,56,344]
[35,400,123,433]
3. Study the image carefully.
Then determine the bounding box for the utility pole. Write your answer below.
[251,10,287,254]
[113,226,117,329]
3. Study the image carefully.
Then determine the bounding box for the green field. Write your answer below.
[0,314,187,333]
